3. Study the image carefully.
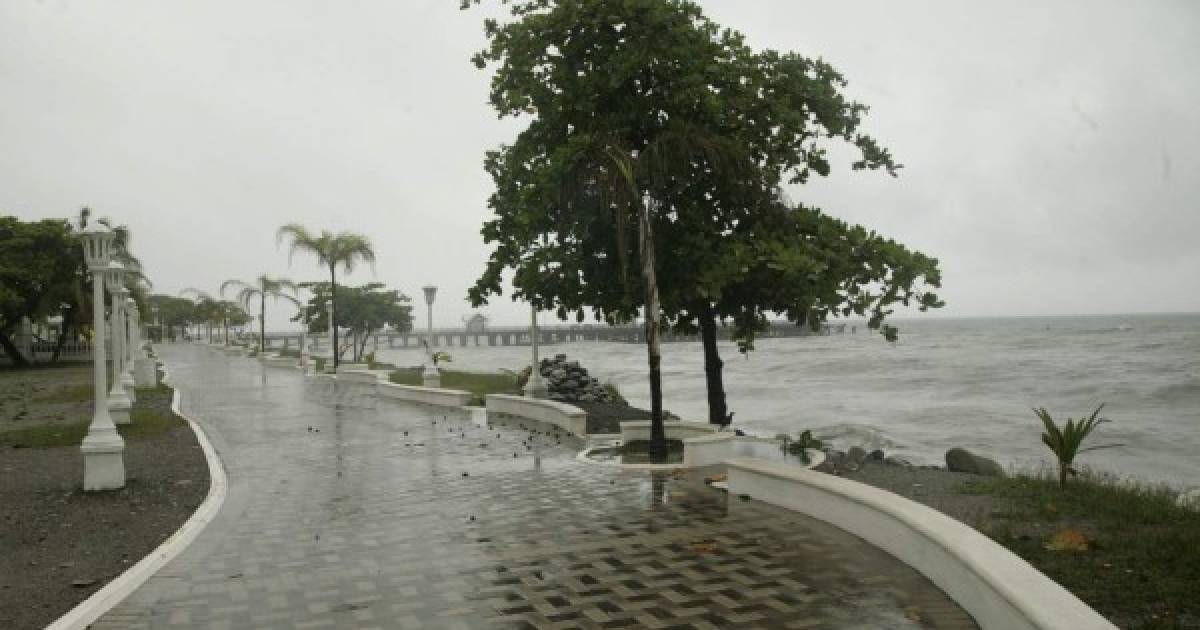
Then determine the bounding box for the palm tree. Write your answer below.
[220,275,297,354]
[275,225,375,370]
[179,288,218,343]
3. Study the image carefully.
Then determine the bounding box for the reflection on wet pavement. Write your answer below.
[94,345,977,629]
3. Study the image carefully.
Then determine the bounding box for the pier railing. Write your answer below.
[252,321,850,351]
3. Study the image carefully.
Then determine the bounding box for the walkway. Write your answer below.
[96,345,976,629]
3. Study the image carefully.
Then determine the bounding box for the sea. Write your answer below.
[377,313,1200,488]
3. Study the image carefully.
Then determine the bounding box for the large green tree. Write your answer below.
[276,225,375,370]
[220,275,297,353]
[0,216,79,365]
[294,282,413,363]
[464,0,923,453]
[670,200,943,424]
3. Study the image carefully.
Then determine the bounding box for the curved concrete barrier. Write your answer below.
[378,382,471,407]
[263,355,298,368]
[47,377,228,630]
[682,432,734,467]
[485,394,587,436]
[336,369,384,385]
[725,457,1115,630]
[619,420,718,443]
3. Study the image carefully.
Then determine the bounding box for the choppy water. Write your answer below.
[378,313,1200,487]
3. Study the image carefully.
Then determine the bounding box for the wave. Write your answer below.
[1151,380,1200,403]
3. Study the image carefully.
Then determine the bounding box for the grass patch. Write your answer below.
[33,383,95,403]
[0,384,183,448]
[389,368,520,406]
[0,420,89,448]
[962,471,1200,627]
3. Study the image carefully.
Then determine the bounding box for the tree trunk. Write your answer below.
[639,199,667,461]
[50,320,70,364]
[330,266,339,370]
[358,326,371,361]
[260,291,266,354]
[699,303,730,425]
[0,330,29,366]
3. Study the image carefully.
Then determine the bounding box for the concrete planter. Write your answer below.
[485,394,587,436]
[726,457,1115,630]
[378,382,471,407]
[618,420,718,443]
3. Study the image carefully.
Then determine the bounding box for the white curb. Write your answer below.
[47,373,229,630]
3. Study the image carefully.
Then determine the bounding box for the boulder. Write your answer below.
[846,446,868,466]
[868,449,886,461]
[884,456,913,467]
[945,448,1005,477]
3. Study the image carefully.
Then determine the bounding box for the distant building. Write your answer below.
[464,313,489,333]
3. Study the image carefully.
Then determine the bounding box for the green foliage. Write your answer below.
[1035,403,1122,489]
[964,472,1199,626]
[220,274,298,352]
[277,224,376,369]
[0,216,80,363]
[296,282,411,363]
[389,368,519,406]
[460,0,943,433]
[784,429,823,455]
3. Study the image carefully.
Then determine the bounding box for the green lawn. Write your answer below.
[0,385,184,448]
[388,367,520,406]
[962,472,1200,628]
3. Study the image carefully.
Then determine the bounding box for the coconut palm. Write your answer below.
[220,275,298,354]
[275,225,375,370]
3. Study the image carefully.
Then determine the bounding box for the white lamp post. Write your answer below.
[325,300,336,373]
[524,303,548,398]
[421,285,440,387]
[120,295,137,402]
[105,263,133,423]
[79,226,125,491]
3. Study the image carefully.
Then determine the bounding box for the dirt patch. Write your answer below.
[0,381,209,630]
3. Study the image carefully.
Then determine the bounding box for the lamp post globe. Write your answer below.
[421,285,440,387]
[79,226,125,491]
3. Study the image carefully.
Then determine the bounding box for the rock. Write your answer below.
[945,448,1005,477]
[846,446,868,466]
[884,456,913,467]
[868,449,885,461]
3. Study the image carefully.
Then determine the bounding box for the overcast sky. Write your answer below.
[2,0,1197,329]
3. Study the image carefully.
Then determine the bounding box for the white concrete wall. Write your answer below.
[336,369,383,385]
[682,433,734,467]
[485,394,588,436]
[619,420,719,443]
[725,457,1115,630]
[378,382,472,407]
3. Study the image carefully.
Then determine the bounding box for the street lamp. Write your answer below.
[105,263,133,422]
[524,303,548,398]
[325,300,335,373]
[79,226,125,491]
[120,296,138,402]
[421,285,439,387]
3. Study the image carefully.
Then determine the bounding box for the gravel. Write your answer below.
[0,378,209,630]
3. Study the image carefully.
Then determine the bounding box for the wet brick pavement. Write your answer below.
[94,345,977,629]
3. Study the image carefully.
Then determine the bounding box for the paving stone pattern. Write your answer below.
[95,345,977,629]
